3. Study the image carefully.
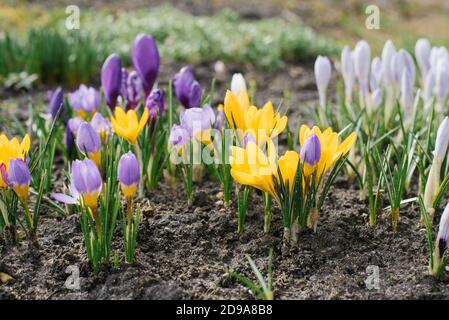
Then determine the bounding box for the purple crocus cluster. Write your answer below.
[68,84,101,117]
[101,34,162,111]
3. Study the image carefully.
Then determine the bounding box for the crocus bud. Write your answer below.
[90,113,111,142]
[68,84,101,118]
[400,69,414,113]
[173,66,202,109]
[7,159,31,202]
[424,117,449,212]
[430,47,449,70]
[126,71,144,109]
[300,134,321,166]
[370,56,383,92]
[71,158,102,210]
[436,202,449,259]
[145,89,165,119]
[76,122,102,167]
[169,124,190,147]
[415,38,431,79]
[341,46,355,102]
[132,34,160,96]
[371,88,383,109]
[118,151,140,199]
[354,40,371,99]
[180,107,212,135]
[381,40,396,85]
[101,54,122,110]
[48,86,66,122]
[435,60,449,110]
[230,73,247,96]
[314,56,332,107]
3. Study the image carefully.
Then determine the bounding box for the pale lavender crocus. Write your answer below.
[415,38,431,80]
[67,117,84,135]
[435,60,449,110]
[68,84,101,117]
[381,40,396,86]
[300,134,321,166]
[314,56,331,108]
[354,40,371,104]
[341,46,355,103]
[76,122,102,167]
[132,34,160,96]
[169,124,190,147]
[180,107,212,135]
[71,158,102,210]
[173,66,202,109]
[90,113,111,142]
[145,88,165,119]
[101,54,122,110]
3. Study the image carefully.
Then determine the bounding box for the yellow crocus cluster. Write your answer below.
[0,134,31,188]
[110,107,149,145]
[230,125,356,198]
[224,90,287,145]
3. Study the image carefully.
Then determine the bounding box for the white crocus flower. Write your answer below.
[341,46,355,104]
[314,55,332,108]
[230,73,247,96]
[432,201,449,275]
[424,117,449,217]
[415,38,431,80]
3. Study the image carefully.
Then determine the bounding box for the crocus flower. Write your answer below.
[169,124,190,148]
[173,66,202,109]
[180,107,212,135]
[126,71,145,109]
[431,201,449,275]
[215,104,226,130]
[51,179,80,205]
[90,113,111,142]
[381,40,396,86]
[132,34,160,96]
[231,73,247,96]
[371,88,383,109]
[68,84,101,118]
[6,158,31,202]
[101,54,122,110]
[118,151,140,200]
[120,67,129,101]
[202,104,216,127]
[0,134,31,189]
[354,40,371,104]
[65,126,75,155]
[430,47,449,71]
[415,38,431,79]
[370,56,383,92]
[48,86,65,121]
[391,50,415,87]
[67,117,83,136]
[400,69,414,115]
[71,158,102,210]
[435,60,449,111]
[341,46,355,103]
[299,125,356,183]
[424,117,449,213]
[110,107,149,145]
[145,88,165,119]
[314,56,332,108]
[76,122,102,167]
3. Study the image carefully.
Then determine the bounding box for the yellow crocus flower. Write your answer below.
[277,150,300,192]
[230,140,277,197]
[110,107,149,145]
[224,90,287,145]
[299,125,356,182]
[0,134,31,188]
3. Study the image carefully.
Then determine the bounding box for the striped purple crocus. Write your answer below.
[6,158,31,202]
[145,89,165,119]
[71,158,102,210]
[118,151,140,200]
[300,134,321,166]
[76,122,102,167]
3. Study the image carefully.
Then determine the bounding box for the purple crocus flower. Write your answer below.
[71,158,102,209]
[173,66,202,109]
[68,84,101,117]
[300,134,321,166]
[118,151,140,199]
[180,107,212,135]
[48,86,66,122]
[215,106,226,130]
[76,122,101,167]
[6,158,31,201]
[126,71,144,110]
[65,125,75,155]
[90,113,111,141]
[132,34,160,96]
[101,54,122,110]
[145,89,165,119]
[169,124,190,147]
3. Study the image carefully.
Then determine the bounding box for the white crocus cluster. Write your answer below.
[424,116,449,218]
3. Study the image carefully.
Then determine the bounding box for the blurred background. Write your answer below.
[0,0,448,95]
